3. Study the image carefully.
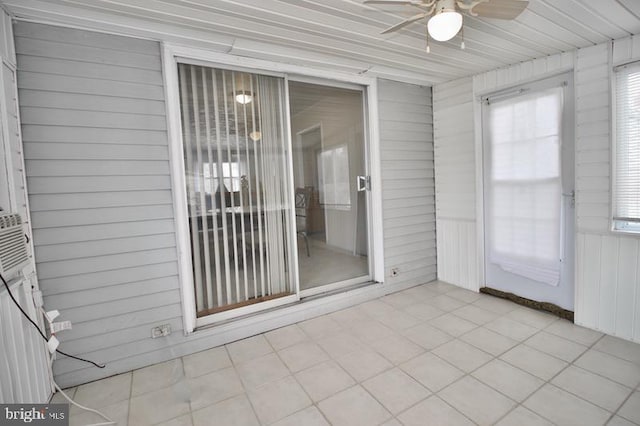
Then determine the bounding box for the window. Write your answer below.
[614,61,640,232]
[484,85,564,286]
[317,145,351,209]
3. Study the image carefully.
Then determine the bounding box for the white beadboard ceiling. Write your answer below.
[3,0,640,85]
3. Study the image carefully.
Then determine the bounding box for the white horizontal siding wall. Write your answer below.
[378,79,437,288]
[574,35,640,343]
[16,22,185,386]
[433,77,478,291]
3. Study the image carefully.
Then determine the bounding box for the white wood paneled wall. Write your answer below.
[433,77,478,291]
[573,36,640,342]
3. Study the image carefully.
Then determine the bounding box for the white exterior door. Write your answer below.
[482,73,575,310]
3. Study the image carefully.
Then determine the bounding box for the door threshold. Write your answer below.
[196,280,379,331]
[481,287,574,322]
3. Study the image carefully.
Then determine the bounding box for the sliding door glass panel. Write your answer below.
[178,63,294,317]
[289,81,369,291]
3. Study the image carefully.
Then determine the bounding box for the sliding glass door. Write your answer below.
[289,81,370,293]
[177,64,296,317]
[176,61,374,322]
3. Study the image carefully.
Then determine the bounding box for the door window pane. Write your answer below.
[178,63,293,316]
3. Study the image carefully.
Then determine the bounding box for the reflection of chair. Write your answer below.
[295,187,312,257]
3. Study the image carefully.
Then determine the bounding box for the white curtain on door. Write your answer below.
[487,87,563,286]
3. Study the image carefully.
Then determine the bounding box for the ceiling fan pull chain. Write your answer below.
[460,16,465,49]
[426,25,431,53]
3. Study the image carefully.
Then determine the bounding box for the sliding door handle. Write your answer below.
[357,175,370,192]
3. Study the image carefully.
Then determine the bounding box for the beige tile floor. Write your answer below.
[53,281,640,426]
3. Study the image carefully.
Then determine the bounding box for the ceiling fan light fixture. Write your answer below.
[235,91,253,104]
[427,7,462,41]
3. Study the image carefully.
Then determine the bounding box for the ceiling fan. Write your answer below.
[364,0,529,51]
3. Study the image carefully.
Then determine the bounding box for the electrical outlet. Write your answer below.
[151,324,171,339]
[391,267,399,277]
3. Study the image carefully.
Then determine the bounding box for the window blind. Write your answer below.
[614,62,640,223]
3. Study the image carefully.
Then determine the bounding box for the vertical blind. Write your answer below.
[486,86,564,286]
[178,63,293,316]
[614,61,640,223]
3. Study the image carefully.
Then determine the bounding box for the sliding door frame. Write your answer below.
[163,43,384,334]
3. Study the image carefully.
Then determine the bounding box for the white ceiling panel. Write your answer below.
[3,0,639,85]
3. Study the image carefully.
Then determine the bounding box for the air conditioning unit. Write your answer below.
[0,213,30,278]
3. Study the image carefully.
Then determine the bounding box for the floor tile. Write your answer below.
[265,324,309,351]
[506,307,558,329]
[226,335,273,364]
[156,414,193,426]
[402,302,446,321]
[618,391,640,425]
[397,395,475,426]
[294,360,355,402]
[551,365,632,411]
[494,406,553,426]
[299,315,343,340]
[500,344,568,380]
[74,372,132,409]
[363,368,430,414]
[594,335,640,365]
[544,319,603,346]
[317,331,368,359]
[381,291,417,308]
[472,295,519,314]
[336,348,393,382]
[524,384,611,426]
[380,419,403,426]
[376,309,422,330]
[318,385,392,426]
[452,304,499,325]
[400,352,465,392]
[574,349,640,388]
[460,327,517,356]
[271,406,329,426]
[430,314,478,337]
[329,306,369,324]
[248,376,312,424]
[427,281,459,294]
[357,299,398,319]
[525,331,588,362]
[447,288,481,303]
[192,394,259,426]
[69,399,128,426]
[51,388,76,404]
[368,333,425,365]
[472,359,544,402]
[485,317,538,341]
[608,416,637,426]
[403,322,454,350]
[278,341,329,372]
[187,367,244,411]
[401,285,440,301]
[439,376,516,426]
[235,352,289,389]
[432,339,493,373]
[129,382,191,426]
[426,294,466,311]
[348,319,396,342]
[182,346,232,378]
[132,358,184,396]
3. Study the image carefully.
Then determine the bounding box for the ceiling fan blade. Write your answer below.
[363,0,421,5]
[380,13,427,34]
[470,0,529,20]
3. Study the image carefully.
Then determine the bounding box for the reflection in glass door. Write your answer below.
[177,63,295,317]
[289,81,370,292]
